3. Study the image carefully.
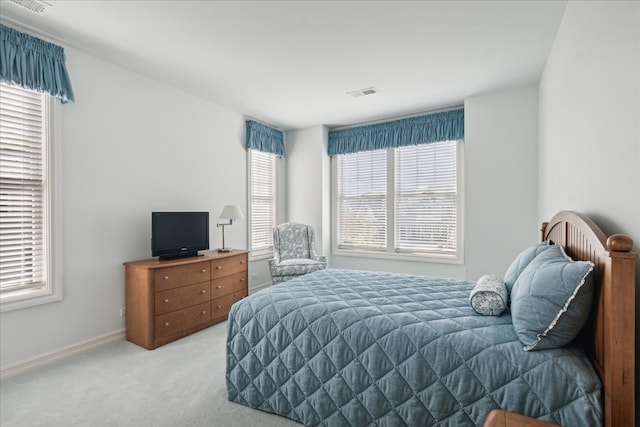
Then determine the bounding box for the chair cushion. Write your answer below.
[271,258,327,277]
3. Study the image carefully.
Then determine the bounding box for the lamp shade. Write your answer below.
[219,205,244,220]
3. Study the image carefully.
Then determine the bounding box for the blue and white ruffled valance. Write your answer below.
[328,108,463,156]
[0,24,75,103]
[246,120,285,157]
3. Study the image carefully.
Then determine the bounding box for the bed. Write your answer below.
[226,211,636,426]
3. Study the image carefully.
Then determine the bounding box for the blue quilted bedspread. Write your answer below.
[226,269,602,426]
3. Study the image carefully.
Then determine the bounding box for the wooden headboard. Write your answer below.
[541,211,636,427]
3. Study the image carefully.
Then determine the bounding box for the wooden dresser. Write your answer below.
[124,250,248,349]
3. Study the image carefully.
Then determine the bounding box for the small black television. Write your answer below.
[151,212,209,260]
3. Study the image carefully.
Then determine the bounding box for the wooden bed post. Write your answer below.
[602,234,635,427]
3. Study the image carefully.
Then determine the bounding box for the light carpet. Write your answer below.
[0,321,300,427]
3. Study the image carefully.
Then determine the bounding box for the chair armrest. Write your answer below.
[268,257,284,277]
[313,255,327,264]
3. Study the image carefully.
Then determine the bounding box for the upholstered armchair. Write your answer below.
[269,222,327,284]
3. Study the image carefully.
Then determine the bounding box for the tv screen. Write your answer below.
[151,212,209,260]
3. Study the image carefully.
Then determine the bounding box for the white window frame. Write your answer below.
[247,149,279,261]
[0,82,62,312]
[331,141,464,264]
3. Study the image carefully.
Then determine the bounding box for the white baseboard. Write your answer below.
[0,328,126,380]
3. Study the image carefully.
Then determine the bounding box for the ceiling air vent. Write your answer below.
[8,0,51,14]
[347,87,378,98]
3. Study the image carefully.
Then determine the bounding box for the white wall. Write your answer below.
[329,86,539,281]
[538,0,640,415]
[539,1,639,236]
[464,86,539,280]
[284,126,331,256]
[0,45,248,368]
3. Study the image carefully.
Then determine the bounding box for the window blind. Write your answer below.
[336,150,387,250]
[0,83,47,293]
[395,141,457,254]
[249,149,276,256]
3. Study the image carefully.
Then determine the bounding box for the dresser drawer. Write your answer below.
[154,261,211,291]
[155,282,210,315]
[155,302,211,339]
[155,310,183,338]
[183,302,211,330]
[211,254,248,279]
[212,290,246,321]
[211,271,246,299]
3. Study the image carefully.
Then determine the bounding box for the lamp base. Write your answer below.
[217,247,232,252]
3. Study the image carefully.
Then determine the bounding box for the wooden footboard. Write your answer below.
[541,211,636,427]
[483,409,559,427]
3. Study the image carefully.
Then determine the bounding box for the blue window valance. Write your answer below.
[246,120,285,157]
[328,108,464,156]
[0,24,75,103]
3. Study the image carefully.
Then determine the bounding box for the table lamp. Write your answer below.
[217,205,244,252]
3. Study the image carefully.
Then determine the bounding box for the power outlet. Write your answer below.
[120,307,126,317]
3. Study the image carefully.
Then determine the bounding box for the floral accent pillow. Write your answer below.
[469,274,508,316]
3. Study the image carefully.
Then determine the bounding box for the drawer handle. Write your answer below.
[201,310,207,315]
[164,322,170,327]
[201,269,207,273]
[163,298,169,304]
[163,275,169,280]
[200,289,206,294]
[240,278,245,282]
[240,260,246,264]
[216,266,222,270]
[216,285,222,289]
[216,305,222,309]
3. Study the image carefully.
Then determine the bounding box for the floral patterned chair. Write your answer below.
[269,222,327,284]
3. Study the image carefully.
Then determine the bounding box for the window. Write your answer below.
[336,149,387,250]
[334,140,462,261]
[0,82,61,311]
[248,149,277,258]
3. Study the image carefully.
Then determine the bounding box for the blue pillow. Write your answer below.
[510,244,594,351]
[504,241,553,297]
[469,275,507,316]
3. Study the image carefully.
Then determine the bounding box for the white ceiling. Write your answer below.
[0,0,567,130]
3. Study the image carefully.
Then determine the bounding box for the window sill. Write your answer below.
[1,287,62,313]
[249,252,274,262]
[332,247,463,265]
